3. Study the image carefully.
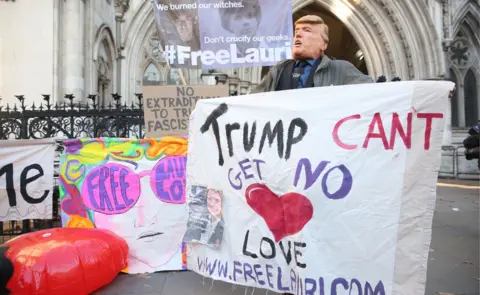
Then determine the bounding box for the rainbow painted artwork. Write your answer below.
[59,137,188,274]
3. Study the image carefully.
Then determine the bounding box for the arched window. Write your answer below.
[141,61,183,86]
[143,62,162,85]
[93,25,116,106]
[464,69,478,126]
[96,39,113,106]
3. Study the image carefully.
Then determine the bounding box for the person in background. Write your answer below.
[251,15,373,93]
[154,0,200,67]
[463,122,480,170]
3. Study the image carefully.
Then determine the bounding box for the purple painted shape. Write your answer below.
[150,155,187,204]
[321,164,353,200]
[293,158,353,200]
[81,163,140,214]
[293,158,329,190]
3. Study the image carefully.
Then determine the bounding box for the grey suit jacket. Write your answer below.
[251,56,374,93]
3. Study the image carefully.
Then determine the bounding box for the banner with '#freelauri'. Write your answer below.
[0,139,55,221]
[152,0,293,69]
[185,81,455,295]
[59,137,189,274]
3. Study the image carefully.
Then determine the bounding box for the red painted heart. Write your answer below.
[245,183,313,242]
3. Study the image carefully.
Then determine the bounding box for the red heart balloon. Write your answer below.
[245,183,313,242]
[5,227,128,295]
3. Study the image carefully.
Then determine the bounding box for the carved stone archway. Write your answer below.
[93,24,116,105]
[293,0,443,80]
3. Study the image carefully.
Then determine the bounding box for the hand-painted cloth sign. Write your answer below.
[185,81,455,295]
[152,0,293,69]
[143,85,229,138]
[183,185,225,248]
[59,137,189,274]
[0,139,55,221]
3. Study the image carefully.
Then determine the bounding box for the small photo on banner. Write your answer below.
[152,0,201,68]
[151,0,293,69]
[183,185,225,248]
[142,84,229,138]
[59,137,189,274]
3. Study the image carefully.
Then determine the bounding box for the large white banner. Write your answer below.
[0,139,55,221]
[185,81,455,295]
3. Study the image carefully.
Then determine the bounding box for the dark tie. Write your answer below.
[292,60,308,89]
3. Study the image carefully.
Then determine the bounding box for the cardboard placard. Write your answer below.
[143,85,229,137]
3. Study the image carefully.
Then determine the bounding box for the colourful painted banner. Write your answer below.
[59,137,189,274]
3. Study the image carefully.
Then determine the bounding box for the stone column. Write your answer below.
[457,83,466,127]
[61,0,85,103]
[476,83,480,123]
[200,72,228,85]
[83,0,93,96]
[214,73,228,85]
[238,81,250,95]
[442,96,453,146]
[115,0,130,98]
[228,77,239,95]
[441,40,453,146]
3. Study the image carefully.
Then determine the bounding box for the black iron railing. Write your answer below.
[0,93,145,243]
[0,94,145,140]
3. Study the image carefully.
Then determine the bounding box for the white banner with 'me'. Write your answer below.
[0,139,55,221]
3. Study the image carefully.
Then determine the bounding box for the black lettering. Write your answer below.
[176,87,186,96]
[0,163,50,207]
[20,164,50,204]
[259,120,284,158]
[279,241,292,265]
[162,119,170,130]
[260,237,276,259]
[293,242,306,268]
[285,118,308,160]
[200,103,229,166]
[242,230,258,258]
[175,97,183,107]
[0,163,16,206]
[186,87,194,96]
[181,119,188,129]
[243,121,256,152]
[226,123,240,157]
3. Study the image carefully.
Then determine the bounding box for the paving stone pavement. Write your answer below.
[94,184,480,295]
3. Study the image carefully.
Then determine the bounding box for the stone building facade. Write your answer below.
[0,0,478,175]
